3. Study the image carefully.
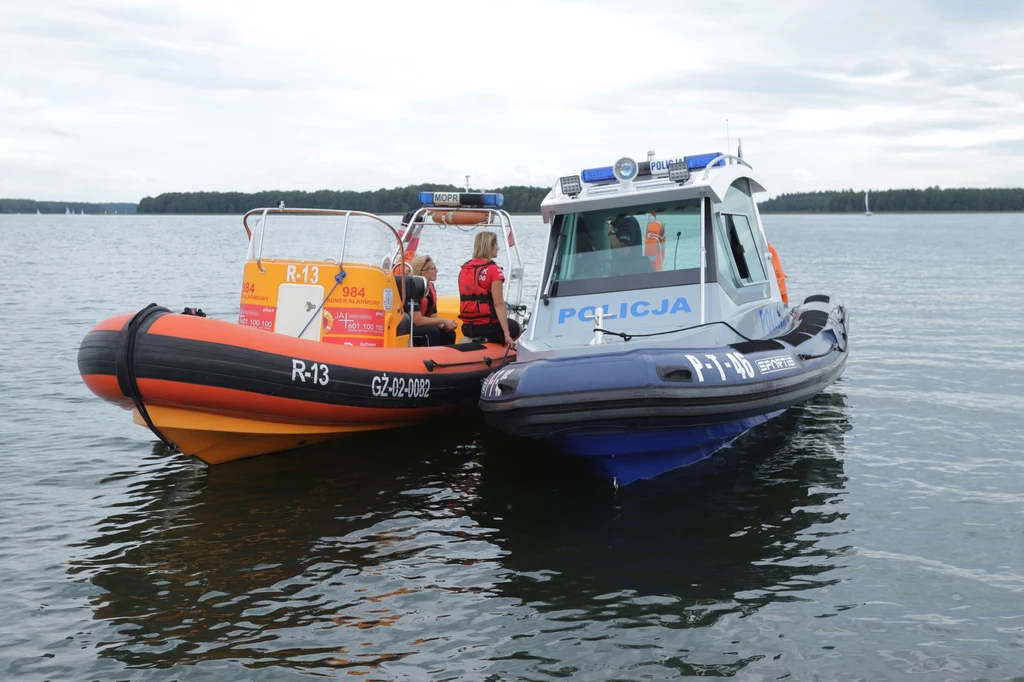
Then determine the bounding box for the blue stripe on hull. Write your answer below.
[553,410,786,486]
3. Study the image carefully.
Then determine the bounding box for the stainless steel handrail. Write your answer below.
[700,154,753,181]
[387,206,527,316]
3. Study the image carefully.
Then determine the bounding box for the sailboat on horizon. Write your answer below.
[865,190,872,216]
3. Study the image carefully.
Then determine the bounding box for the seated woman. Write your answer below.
[458,231,522,347]
[409,255,457,346]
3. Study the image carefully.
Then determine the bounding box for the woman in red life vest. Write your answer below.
[459,231,521,346]
[409,255,457,346]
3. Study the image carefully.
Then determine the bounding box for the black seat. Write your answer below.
[393,275,430,345]
[393,275,427,309]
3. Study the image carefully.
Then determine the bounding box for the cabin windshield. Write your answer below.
[251,212,399,267]
[548,198,703,297]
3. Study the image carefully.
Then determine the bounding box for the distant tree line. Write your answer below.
[758,187,1024,213]
[0,199,137,214]
[137,184,552,215]
[8,185,1024,216]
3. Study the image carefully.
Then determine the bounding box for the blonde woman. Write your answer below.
[410,255,457,346]
[457,231,520,346]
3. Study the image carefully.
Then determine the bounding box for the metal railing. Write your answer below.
[241,207,411,344]
[700,155,753,181]
[390,206,527,321]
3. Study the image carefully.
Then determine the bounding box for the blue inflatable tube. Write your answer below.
[479,297,849,486]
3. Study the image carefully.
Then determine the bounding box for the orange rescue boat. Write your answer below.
[78,201,528,464]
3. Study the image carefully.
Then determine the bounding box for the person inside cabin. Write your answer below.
[459,231,521,347]
[607,215,654,276]
[410,255,457,346]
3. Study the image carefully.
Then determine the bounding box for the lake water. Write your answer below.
[1,212,1023,681]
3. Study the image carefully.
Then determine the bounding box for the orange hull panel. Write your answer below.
[135,405,401,464]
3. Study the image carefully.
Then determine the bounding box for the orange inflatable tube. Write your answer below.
[78,306,513,464]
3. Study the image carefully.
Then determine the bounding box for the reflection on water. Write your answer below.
[69,393,850,676]
[474,391,851,625]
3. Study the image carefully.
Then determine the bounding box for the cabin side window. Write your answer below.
[714,179,767,287]
[719,213,768,285]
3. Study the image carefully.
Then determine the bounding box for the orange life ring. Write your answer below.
[644,219,665,271]
[767,242,788,304]
[430,210,489,225]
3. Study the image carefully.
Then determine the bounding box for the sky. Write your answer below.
[2,0,1023,202]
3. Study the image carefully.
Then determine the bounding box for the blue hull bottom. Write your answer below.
[552,410,786,486]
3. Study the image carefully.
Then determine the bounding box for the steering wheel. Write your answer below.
[575,259,611,278]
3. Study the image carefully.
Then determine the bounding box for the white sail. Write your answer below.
[864,190,872,216]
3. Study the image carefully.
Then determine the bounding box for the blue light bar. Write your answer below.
[418,192,504,208]
[580,166,615,183]
[684,152,726,171]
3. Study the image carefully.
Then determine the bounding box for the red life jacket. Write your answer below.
[418,281,437,318]
[459,259,497,323]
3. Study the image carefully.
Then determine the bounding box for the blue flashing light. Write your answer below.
[684,152,726,171]
[479,193,504,207]
[418,192,504,208]
[580,166,615,183]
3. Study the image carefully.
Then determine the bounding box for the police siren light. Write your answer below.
[418,192,504,208]
[580,166,616,183]
[576,149,727,187]
[683,152,726,171]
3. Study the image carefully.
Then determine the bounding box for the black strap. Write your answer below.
[423,356,496,372]
[116,303,176,451]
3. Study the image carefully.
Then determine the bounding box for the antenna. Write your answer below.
[465,175,470,192]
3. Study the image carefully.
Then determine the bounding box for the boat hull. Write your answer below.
[555,410,785,486]
[480,298,848,485]
[79,305,510,464]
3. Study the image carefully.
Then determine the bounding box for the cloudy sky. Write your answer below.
[2,0,1022,202]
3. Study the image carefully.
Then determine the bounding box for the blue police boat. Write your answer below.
[478,150,849,486]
